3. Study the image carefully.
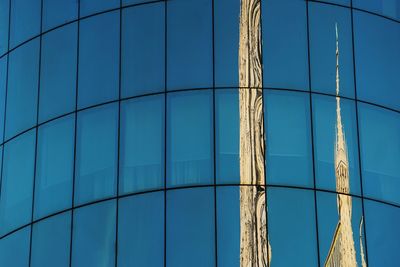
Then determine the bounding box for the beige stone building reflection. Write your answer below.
[238,0,271,266]
[324,24,367,267]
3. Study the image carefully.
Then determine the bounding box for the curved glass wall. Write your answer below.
[0,0,399,266]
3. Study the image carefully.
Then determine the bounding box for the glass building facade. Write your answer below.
[0,0,399,266]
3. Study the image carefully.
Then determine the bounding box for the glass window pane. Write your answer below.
[312,95,360,195]
[0,0,9,55]
[39,23,77,123]
[121,3,165,98]
[42,0,78,31]
[0,130,35,235]
[365,200,400,267]
[6,39,39,139]
[123,0,154,6]
[0,56,7,142]
[31,212,71,267]
[167,187,215,267]
[354,11,400,110]
[0,226,30,267]
[268,188,318,266]
[358,103,400,204]
[118,192,164,267]
[120,95,164,194]
[34,115,75,219]
[167,0,212,90]
[9,0,41,48]
[317,0,350,6]
[262,0,309,90]
[72,200,116,267]
[167,90,213,187]
[78,11,119,109]
[216,89,240,184]
[317,192,367,267]
[353,0,400,21]
[309,3,354,98]
[75,103,118,205]
[80,0,119,17]
[265,90,313,187]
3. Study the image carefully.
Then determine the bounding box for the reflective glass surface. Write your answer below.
[353,0,400,20]
[0,226,30,267]
[80,0,119,17]
[42,0,78,32]
[0,56,6,142]
[0,0,9,55]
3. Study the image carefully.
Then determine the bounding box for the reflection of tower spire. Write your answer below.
[359,217,367,267]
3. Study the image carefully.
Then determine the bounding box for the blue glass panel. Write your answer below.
[167,90,213,187]
[39,23,77,123]
[353,0,400,20]
[0,0,9,55]
[309,3,354,98]
[358,103,400,204]
[313,95,360,195]
[167,0,212,90]
[354,11,400,110]
[6,39,39,139]
[265,90,313,187]
[317,0,350,6]
[80,0,119,17]
[9,0,41,48]
[78,11,119,109]
[216,186,240,267]
[317,192,366,267]
[167,187,215,267]
[262,0,309,90]
[34,115,75,219]
[0,56,6,142]
[118,192,164,267]
[75,103,118,205]
[31,212,71,267]
[216,89,240,184]
[268,188,318,266]
[365,200,400,267]
[123,0,156,6]
[0,130,35,235]
[214,0,239,87]
[0,226,30,267]
[121,3,165,98]
[120,95,164,194]
[72,200,116,267]
[42,0,78,31]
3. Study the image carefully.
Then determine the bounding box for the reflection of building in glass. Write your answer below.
[238,0,271,266]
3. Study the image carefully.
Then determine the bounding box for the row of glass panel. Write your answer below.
[0,89,399,236]
[0,0,399,139]
[0,187,399,267]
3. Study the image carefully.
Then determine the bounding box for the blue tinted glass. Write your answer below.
[72,200,116,267]
[42,0,78,31]
[317,0,350,6]
[216,89,240,184]
[309,3,354,98]
[167,188,215,267]
[358,103,400,204]
[214,0,239,87]
[78,11,119,109]
[123,0,155,6]
[265,90,313,187]
[34,115,75,219]
[313,95,360,195]
[317,192,366,267]
[167,0,212,90]
[353,0,400,20]
[31,212,71,267]
[80,0,119,17]
[0,130,35,235]
[0,226,30,267]
[39,23,77,123]
[365,200,400,267]
[268,188,318,266]
[262,0,309,90]
[0,0,9,55]
[216,186,240,267]
[9,0,41,48]
[6,39,39,139]
[118,192,164,267]
[120,95,164,194]
[167,90,213,187]
[354,11,400,111]
[0,56,6,142]
[75,103,118,205]
[121,3,165,98]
